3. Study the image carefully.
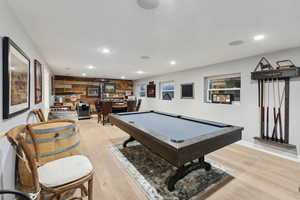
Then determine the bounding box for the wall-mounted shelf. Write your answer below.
[251,67,300,80]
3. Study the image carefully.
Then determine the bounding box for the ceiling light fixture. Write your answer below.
[141,56,151,60]
[82,73,87,76]
[170,60,176,66]
[136,70,145,74]
[254,34,265,41]
[121,76,126,79]
[137,0,159,10]
[87,65,95,69]
[101,47,111,54]
[229,40,244,46]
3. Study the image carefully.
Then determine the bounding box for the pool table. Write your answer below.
[109,111,243,191]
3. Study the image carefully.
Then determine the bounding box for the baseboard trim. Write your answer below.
[237,140,300,163]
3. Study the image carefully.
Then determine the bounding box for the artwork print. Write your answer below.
[87,87,100,97]
[147,84,156,98]
[3,37,30,119]
[104,83,116,93]
[34,59,42,104]
[51,76,55,95]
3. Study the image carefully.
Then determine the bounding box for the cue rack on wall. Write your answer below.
[251,57,300,148]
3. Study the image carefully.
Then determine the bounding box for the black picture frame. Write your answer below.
[3,37,31,119]
[51,76,55,95]
[147,84,156,98]
[103,83,116,93]
[34,59,42,104]
[86,86,100,97]
[181,83,194,99]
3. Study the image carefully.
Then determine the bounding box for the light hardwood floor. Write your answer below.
[78,118,300,200]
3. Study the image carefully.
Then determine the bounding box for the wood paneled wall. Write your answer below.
[54,76,133,104]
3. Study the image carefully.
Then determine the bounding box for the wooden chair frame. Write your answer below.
[126,100,136,112]
[136,99,142,112]
[30,109,46,123]
[95,101,102,124]
[6,125,94,200]
[100,101,112,125]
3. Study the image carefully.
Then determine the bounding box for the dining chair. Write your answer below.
[95,100,102,123]
[101,101,112,125]
[136,99,142,111]
[127,100,136,112]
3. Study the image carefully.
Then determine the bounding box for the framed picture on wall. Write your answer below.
[103,83,116,93]
[86,86,100,97]
[34,59,42,104]
[147,84,156,98]
[51,76,55,95]
[2,37,31,119]
[181,83,194,99]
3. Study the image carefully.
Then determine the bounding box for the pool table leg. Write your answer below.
[167,157,212,191]
[123,136,136,148]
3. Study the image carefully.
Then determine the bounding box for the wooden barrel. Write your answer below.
[48,110,78,122]
[48,111,79,132]
[17,120,80,195]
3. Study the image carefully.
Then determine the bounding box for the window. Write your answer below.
[160,81,175,100]
[205,74,241,104]
[139,84,146,97]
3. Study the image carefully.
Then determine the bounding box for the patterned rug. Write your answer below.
[110,142,233,200]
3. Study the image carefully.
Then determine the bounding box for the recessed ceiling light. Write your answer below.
[254,34,265,41]
[229,40,244,46]
[141,56,150,60]
[100,47,111,54]
[136,70,145,74]
[137,0,159,10]
[82,73,87,76]
[170,60,176,66]
[87,65,95,69]
[121,76,125,79]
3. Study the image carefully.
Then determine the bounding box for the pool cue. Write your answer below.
[266,79,270,139]
[271,78,278,141]
[261,79,265,138]
[272,83,285,143]
[277,80,284,143]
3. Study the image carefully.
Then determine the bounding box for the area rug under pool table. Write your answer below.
[110,142,234,200]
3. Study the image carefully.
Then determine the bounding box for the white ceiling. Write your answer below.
[7,0,300,80]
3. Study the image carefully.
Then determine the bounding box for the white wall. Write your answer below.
[0,0,52,194]
[134,47,300,155]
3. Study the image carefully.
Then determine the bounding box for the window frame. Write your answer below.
[204,73,241,104]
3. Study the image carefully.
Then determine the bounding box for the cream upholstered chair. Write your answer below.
[6,125,94,200]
